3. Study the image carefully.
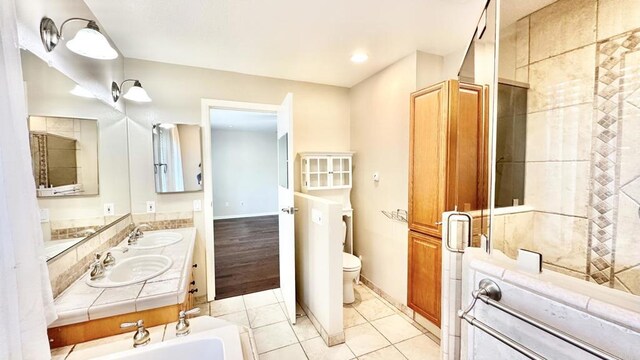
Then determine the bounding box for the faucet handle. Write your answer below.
[102,252,116,269]
[120,320,150,348]
[179,307,201,318]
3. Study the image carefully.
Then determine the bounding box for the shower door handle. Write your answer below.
[281,207,299,214]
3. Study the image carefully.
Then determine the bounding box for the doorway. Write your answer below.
[210,109,279,299]
[201,96,297,323]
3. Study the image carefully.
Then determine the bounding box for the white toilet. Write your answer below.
[342,220,361,304]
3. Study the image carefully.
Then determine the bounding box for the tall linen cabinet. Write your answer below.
[407,80,488,327]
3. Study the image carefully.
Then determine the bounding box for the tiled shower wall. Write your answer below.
[498,0,640,294]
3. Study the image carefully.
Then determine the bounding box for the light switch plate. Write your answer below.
[39,208,49,223]
[193,199,202,212]
[104,203,115,216]
[312,209,323,225]
[146,201,156,213]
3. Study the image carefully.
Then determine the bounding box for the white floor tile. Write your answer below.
[358,345,407,360]
[300,337,354,360]
[396,335,440,360]
[217,310,250,328]
[354,284,376,302]
[273,288,284,302]
[259,343,307,360]
[371,314,422,344]
[253,321,298,354]
[291,316,320,341]
[210,296,245,316]
[244,290,279,309]
[344,323,390,356]
[248,303,287,328]
[343,306,367,328]
[353,298,395,321]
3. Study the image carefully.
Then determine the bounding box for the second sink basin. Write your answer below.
[130,232,183,250]
[87,255,173,288]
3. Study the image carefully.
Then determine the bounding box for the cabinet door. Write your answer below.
[409,82,448,236]
[407,231,441,326]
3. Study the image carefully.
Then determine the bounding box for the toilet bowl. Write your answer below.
[341,220,361,304]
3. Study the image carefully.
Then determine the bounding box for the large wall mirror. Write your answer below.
[495,0,640,296]
[152,123,203,193]
[21,50,131,261]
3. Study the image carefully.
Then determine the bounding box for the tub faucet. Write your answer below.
[175,307,201,337]
[89,253,105,280]
[128,224,152,245]
[120,319,150,348]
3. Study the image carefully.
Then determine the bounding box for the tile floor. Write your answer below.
[198,283,440,359]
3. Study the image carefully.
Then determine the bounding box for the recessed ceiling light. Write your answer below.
[350,53,368,63]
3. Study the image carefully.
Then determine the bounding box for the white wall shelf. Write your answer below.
[300,152,354,192]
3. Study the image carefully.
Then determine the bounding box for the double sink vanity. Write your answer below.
[48,227,198,347]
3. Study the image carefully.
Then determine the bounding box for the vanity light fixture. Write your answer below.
[111,80,152,103]
[350,53,369,63]
[40,17,118,60]
[69,84,96,99]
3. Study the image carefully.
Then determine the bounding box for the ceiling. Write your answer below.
[84,0,487,87]
[210,109,276,132]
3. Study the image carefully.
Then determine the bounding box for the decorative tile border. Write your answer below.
[588,29,640,287]
[51,225,99,240]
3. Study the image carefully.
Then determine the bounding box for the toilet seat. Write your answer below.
[343,252,361,271]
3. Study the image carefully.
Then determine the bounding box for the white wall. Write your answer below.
[349,51,445,305]
[124,57,351,297]
[211,129,278,218]
[294,192,343,339]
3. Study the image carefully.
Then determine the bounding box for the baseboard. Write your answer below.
[213,212,278,220]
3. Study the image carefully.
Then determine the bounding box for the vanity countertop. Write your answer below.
[49,228,197,328]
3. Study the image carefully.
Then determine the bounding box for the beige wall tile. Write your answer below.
[597,0,640,40]
[529,0,596,62]
[515,66,529,83]
[619,54,640,185]
[528,45,596,112]
[525,162,590,217]
[614,193,640,270]
[46,117,75,132]
[491,215,506,254]
[533,212,588,273]
[616,266,640,295]
[29,116,46,132]
[499,23,517,81]
[516,17,530,67]
[526,103,593,162]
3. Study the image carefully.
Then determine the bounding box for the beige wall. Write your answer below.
[350,51,445,304]
[124,58,351,296]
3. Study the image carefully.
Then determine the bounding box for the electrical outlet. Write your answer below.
[39,208,50,223]
[104,203,115,216]
[146,201,156,213]
[193,199,202,212]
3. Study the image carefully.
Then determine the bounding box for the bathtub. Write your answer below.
[93,323,244,360]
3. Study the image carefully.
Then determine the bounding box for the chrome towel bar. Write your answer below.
[459,279,621,360]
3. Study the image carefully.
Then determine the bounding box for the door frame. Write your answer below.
[201,98,281,301]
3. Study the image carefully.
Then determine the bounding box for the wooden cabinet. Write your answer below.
[408,231,441,326]
[407,80,488,327]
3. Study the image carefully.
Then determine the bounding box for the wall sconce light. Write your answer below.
[40,17,118,60]
[111,80,152,103]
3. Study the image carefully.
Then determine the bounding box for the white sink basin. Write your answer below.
[129,232,183,250]
[87,255,173,288]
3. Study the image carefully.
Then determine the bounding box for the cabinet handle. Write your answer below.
[435,222,443,225]
[192,264,198,268]
[189,288,198,294]
[190,280,196,286]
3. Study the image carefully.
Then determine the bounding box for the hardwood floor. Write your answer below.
[214,215,280,299]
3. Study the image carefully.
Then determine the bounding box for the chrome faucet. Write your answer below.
[175,307,201,337]
[120,319,151,347]
[89,253,105,280]
[102,251,116,269]
[128,224,152,245]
